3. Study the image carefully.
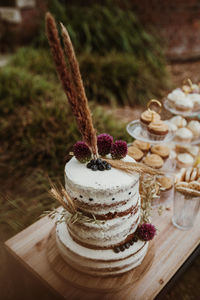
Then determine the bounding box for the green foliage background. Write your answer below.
[0,0,170,233]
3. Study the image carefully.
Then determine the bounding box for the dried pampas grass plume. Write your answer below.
[61,22,97,155]
[45,12,97,156]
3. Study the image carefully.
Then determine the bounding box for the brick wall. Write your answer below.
[0,0,47,51]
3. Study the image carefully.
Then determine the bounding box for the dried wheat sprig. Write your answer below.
[105,159,163,176]
[48,181,76,214]
[60,23,97,156]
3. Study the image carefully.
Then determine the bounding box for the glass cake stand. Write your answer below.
[163,98,200,117]
[126,120,175,145]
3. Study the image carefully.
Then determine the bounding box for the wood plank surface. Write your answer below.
[5,204,200,300]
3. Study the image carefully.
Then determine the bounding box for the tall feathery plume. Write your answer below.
[45,12,97,156]
[60,23,97,155]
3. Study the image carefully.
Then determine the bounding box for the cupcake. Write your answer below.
[174,97,193,112]
[188,93,200,111]
[132,140,151,153]
[140,110,160,130]
[167,89,186,108]
[177,153,194,169]
[187,120,200,139]
[176,145,199,158]
[175,128,193,143]
[151,144,170,159]
[186,146,200,157]
[167,122,177,134]
[169,116,187,128]
[128,146,144,162]
[143,154,164,169]
[147,120,169,141]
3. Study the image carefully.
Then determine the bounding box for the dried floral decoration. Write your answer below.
[47,182,103,225]
[46,13,97,156]
[73,141,91,163]
[140,174,160,223]
[105,159,163,177]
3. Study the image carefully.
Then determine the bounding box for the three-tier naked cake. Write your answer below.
[56,155,149,276]
[46,12,156,278]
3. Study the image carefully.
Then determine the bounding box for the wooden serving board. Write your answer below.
[5,204,200,300]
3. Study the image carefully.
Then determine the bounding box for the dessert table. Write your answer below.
[4,203,200,300]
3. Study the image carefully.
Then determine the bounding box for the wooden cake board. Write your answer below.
[46,227,155,293]
[4,205,200,299]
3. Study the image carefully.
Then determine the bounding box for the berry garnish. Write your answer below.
[125,243,130,249]
[87,162,92,168]
[98,164,105,171]
[96,158,102,165]
[90,159,96,165]
[97,133,113,156]
[73,141,91,163]
[114,247,120,253]
[111,140,128,159]
[120,245,125,251]
[132,236,138,242]
[91,165,98,171]
[105,163,111,170]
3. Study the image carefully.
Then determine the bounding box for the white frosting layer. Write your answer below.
[168,88,186,103]
[176,128,193,139]
[169,116,187,128]
[56,220,148,276]
[187,121,200,137]
[175,97,193,109]
[68,210,140,247]
[64,156,139,205]
[188,93,200,105]
[177,153,194,164]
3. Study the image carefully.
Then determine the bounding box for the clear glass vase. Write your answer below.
[172,189,200,230]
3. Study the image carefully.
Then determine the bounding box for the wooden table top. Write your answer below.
[4,203,200,300]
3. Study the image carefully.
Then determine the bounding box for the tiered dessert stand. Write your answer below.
[126,100,176,207]
[126,99,175,145]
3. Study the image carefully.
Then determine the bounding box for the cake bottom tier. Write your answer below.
[56,220,148,277]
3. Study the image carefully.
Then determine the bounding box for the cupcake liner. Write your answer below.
[140,120,148,131]
[147,131,167,141]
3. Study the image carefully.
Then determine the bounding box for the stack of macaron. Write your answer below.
[175,166,200,197]
[168,116,200,143]
[173,144,200,169]
[167,82,200,113]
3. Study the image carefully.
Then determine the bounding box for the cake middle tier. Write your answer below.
[67,197,140,249]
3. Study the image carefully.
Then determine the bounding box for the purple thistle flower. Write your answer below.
[111,140,128,159]
[136,223,156,241]
[73,141,91,163]
[97,133,113,156]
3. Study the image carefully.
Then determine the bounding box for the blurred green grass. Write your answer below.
[0,0,170,235]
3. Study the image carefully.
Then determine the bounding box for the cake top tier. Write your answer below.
[65,155,139,191]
